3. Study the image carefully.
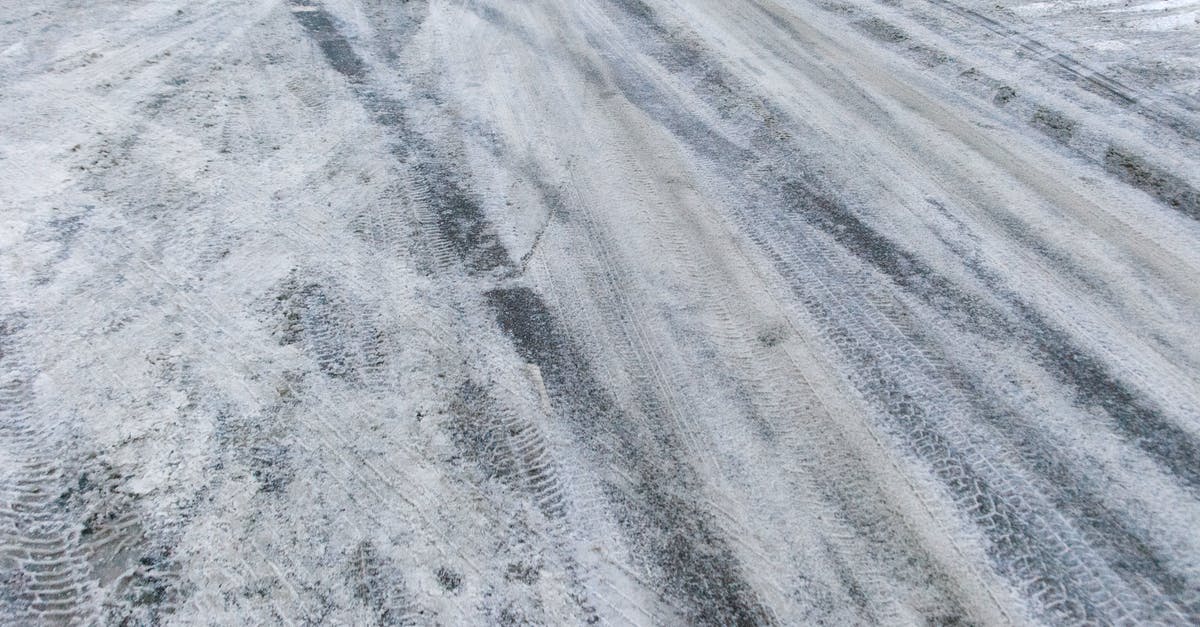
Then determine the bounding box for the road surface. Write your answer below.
[2,0,1199,623]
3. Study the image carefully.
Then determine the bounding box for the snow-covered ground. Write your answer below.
[2,0,1198,623]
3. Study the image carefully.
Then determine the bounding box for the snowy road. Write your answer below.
[2,0,1199,623]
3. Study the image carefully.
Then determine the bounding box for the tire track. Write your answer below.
[917,0,1200,140]
[485,286,773,625]
[288,2,615,620]
[592,0,1200,621]
[0,305,109,625]
[506,61,969,618]
[0,316,92,624]
[814,0,1200,221]
[288,2,780,622]
[6,0,1199,622]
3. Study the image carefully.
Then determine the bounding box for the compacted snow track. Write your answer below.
[2,0,1199,623]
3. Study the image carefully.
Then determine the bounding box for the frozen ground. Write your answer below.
[1,0,1199,623]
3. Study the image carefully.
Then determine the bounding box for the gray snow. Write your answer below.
[2,0,1199,623]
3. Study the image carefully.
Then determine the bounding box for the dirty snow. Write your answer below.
[2,0,1199,623]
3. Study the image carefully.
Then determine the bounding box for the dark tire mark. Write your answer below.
[416,165,512,274]
[485,287,772,625]
[917,0,1200,152]
[1031,106,1076,144]
[919,0,1137,107]
[992,85,1016,106]
[447,380,568,520]
[610,0,1200,499]
[291,4,771,621]
[272,276,368,382]
[290,4,367,81]
[346,540,416,625]
[782,177,1200,503]
[597,0,1199,620]
[854,17,909,44]
[813,0,1200,220]
[1104,147,1200,221]
[290,1,511,276]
